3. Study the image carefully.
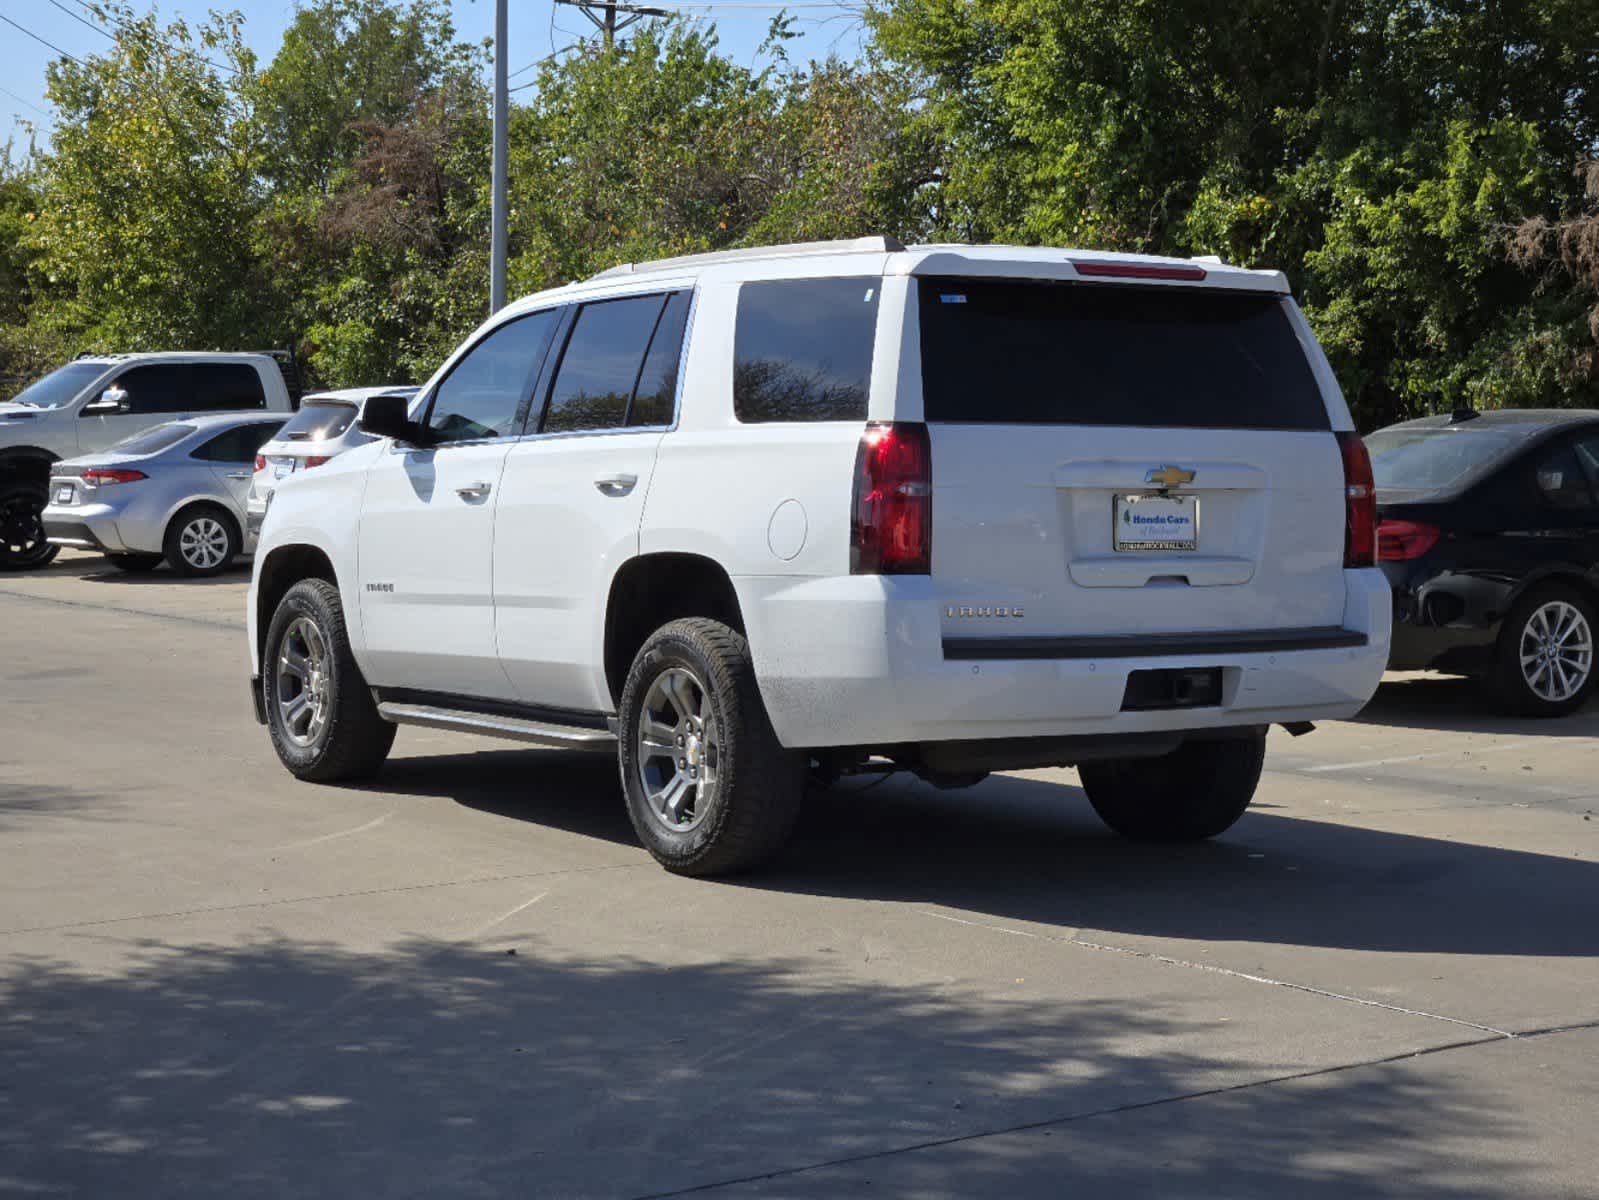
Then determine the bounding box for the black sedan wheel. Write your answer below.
[1492,584,1596,717]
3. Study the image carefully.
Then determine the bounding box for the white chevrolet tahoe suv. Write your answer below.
[1,352,299,570]
[247,238,1390,875]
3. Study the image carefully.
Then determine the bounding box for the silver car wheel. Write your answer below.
[1518,600,1593,703]
[179,515,230,570]
[276,616,332,748]
[635,666,720,832]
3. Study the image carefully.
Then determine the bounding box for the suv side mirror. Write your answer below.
[83,386,130,415]
[359,393,432,446]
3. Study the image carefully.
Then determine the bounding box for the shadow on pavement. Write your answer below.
[1355,674,1598,736]
[0,932,1533,1199]
[370,747,1599,961]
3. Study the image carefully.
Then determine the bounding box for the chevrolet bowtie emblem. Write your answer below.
[1146,465,1196,488]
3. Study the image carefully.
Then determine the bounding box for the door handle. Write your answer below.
[594,473,638,496]
[225,471,252,480]
[456,480,493,498]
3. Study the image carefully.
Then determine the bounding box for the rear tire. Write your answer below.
[164,504,240,577]
[1079,732,1265,842]
[1488,583,1596,718]
[106,553,162,572]
[0,480,59,571]
[617,617,804,876]
[263,578,395,782]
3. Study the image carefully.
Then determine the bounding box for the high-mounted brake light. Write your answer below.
[1336,432,1376,568]
[1070,259,1208,282]
[851,422,931,575]
[1377,519,1440,562]
[81,468,147,487]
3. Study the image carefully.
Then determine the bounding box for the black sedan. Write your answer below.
[1367,408,1599,716]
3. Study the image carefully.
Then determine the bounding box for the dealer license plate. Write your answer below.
[1114,493,1198,551]
[274,458,295,479]
[55,484,74,505]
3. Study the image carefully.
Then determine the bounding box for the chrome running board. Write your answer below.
[376,701,617,751]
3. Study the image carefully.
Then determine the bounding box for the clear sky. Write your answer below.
[0,0,868,154]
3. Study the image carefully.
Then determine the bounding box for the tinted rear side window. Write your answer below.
[192,363,268,411]
[734,277,878,422]
[193,421,287,463]
[279,401,358,441]
[917,278,1328,430]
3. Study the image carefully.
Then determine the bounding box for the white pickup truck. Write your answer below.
[248,238,1390,875]
[1,352,299,569]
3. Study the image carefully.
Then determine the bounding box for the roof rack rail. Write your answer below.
[589,236,906,281]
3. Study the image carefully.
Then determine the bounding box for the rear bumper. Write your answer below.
[736,570,1391,749]
[42,504,128,554]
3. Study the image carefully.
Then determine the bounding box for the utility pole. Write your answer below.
[489,0,508,315]
[554,0,671,50]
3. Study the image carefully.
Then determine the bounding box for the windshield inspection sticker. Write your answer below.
[1114,494,1199,551]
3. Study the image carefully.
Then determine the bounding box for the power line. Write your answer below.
[508,41,588,91]
[45,0,113,41]
[60,0,243,76]
[0,84,52,120]
[0,12,86,65]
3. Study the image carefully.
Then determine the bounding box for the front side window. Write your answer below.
[541,294,668,434]
[425,310,559,444]
[191,363,267,411]
[734,277,878,422]
[100,364,189,415]
[193,422,286,463]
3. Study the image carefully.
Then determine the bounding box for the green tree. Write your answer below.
[25,5,269,354]
[871,0,1599,425]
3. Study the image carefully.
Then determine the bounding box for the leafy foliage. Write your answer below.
[2,0,1597,425]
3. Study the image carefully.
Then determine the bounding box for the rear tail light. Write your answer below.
[303,455,331,469]
[1336,431,1376,567]
[81,468,147,487]
[1070,259,1208,281]
[1377,519,1441,562]
[851,422,931,574]
[254,454,266,472]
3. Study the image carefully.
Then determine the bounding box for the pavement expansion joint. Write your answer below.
[917,908,1515,1038]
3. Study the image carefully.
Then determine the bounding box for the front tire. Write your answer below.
[1489,584,1596,717]
[617,618,804,876]
[1079,732,1265,842]
[0,480,59,571]
[263,578,395,781]
[164,504,240,577]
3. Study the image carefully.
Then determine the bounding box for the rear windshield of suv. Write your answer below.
[917,277,1329,430]
[278,400,358,441]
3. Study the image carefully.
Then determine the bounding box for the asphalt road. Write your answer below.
[2,551,1597,1198]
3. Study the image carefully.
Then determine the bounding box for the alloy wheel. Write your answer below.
[275,616,332,748]
[1518,600,1593,703]
[179,516,230,571]
[634,666,721,832]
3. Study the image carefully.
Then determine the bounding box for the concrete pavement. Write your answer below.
[1,552,1595,1197]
